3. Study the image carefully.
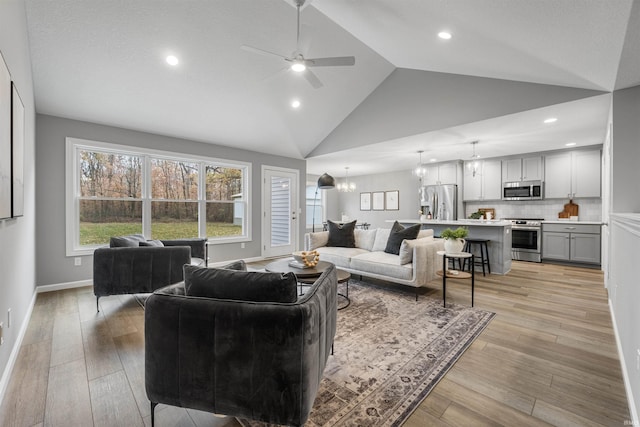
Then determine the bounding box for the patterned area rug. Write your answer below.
[239,279,495,427]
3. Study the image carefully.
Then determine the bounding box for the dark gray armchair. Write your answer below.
[145,262,338,427]
[92,234,208,311]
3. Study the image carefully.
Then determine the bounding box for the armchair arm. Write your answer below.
[145,265,337,426]
[161,238,208,265]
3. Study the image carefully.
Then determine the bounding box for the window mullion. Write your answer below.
[143,154,152,238]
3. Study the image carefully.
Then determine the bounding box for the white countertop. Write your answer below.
[393,219,512,227]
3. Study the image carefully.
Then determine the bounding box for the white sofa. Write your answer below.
[304,228,445,296]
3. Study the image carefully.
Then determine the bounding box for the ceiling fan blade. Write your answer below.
[304,69,323,89]
[241,45,288,61]
[306,56,356,67]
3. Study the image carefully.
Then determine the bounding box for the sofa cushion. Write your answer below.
[371,228,392,252]
[399,236,435,264]
[418,229,434,239]
[384,221,421,255]
[354,228,377,251]
[350,252,413,280]
[326,220,357,248]
[139,239,164,247]
[183,265,297,303]
[316,247,369,269]
[110,234,146,247]
[307,231,329,250]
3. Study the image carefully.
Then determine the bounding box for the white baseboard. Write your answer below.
[609,298,638,425]
[0,290,37,408]
[37,279,92,293]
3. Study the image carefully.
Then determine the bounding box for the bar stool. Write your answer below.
[462,239,491,276]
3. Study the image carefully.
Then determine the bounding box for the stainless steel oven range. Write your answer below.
[506,218,543,262]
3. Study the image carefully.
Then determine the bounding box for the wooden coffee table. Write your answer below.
[265,258,351,309]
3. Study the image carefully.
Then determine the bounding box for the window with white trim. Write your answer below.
[66,138,250,256]
[305,184,325,230]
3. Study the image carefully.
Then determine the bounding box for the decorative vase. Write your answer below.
[444,238,465,254]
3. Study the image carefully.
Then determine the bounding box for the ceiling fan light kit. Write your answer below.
[241,0,355,88]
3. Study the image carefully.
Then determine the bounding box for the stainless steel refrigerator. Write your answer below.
[419,184,458,220]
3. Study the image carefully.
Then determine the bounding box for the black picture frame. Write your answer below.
[360,192,371,211]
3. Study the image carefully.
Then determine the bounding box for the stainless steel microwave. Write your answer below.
[502,180,544,200]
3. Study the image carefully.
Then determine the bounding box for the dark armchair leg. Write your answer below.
[151,402,158,427]
[96,296,100,312]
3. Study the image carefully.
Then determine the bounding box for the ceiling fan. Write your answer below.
[241,0,355,89]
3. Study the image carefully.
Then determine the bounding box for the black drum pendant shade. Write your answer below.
[317,173,335,189]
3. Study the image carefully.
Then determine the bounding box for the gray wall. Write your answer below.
[35,114,306,286]
[0,0,36,399]
[612,85,640,212]
[609,84,640,420]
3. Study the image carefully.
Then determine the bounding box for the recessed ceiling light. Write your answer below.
[438,31,452,40]
[544,117,557,124]
[166,55,179,66]
[430,158,437,162]
[291,99,301,109]
[565,142,577,147]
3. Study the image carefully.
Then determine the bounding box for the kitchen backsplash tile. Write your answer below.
[465,198,602,221]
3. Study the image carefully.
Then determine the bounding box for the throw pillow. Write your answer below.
[110,234,146,247]
[417,229,434,239]
[139,239,164,247]
[398,236,434,264]
[326,220,356,248]
[183,265,297,303]
[384,221,421,255]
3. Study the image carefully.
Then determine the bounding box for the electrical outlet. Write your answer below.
[74,257,82,266]
[241,242,245,249]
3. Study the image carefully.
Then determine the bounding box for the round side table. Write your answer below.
[436,251,474,307]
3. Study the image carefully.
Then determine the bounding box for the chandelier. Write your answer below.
[468,141,480,177]
[337,167,356,192]
[414,150,427,179]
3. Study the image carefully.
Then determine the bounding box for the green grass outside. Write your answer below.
[80,222,242,245]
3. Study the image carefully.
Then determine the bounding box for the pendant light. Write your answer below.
[469,141,480,177]
[337,167,356,192]
[414,150,426,179]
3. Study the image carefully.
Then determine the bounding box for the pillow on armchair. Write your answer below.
[110,234,147,247]
[183,264,298,303]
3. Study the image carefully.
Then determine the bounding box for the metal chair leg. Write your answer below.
[96,296,100,312]
[151,402,158,427]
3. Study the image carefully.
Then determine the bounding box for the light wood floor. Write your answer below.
[0,261,630,426]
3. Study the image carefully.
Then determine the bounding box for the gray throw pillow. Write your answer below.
[183,264,297,303]
[110,234,146,247]
[384,221,421,255]
[326,220,356,248]
[139,239,164,247]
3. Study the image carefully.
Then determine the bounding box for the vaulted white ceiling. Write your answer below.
[24,0,640,176]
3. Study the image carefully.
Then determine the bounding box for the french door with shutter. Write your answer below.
[262,166,299,258]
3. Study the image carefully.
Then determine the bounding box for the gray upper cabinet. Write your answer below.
[502,156,543,182]
[463,159,501,200]
[544,149,601,198]
[424,161,458,185]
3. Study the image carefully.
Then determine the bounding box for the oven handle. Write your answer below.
[512,226,541,231]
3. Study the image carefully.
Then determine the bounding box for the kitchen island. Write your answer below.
[393,219,512,275]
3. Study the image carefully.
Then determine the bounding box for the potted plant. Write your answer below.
[440,226,468,253]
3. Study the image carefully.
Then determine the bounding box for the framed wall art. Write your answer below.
[360,192,371,211]
[385,190,399,210]
[0,51,11,220]
[372,191,385,211]
[11,82,24,217]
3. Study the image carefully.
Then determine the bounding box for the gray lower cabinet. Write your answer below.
[542,223,601,265]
